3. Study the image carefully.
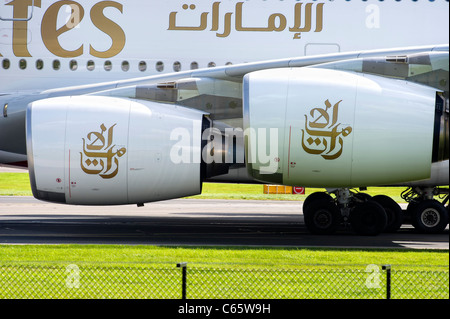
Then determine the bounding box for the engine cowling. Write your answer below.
[26,96,206,205]
[243,68,439,187]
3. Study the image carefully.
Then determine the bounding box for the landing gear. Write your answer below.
[372,195,403,233]
[410,200,448,233]
[302,186,448,236]
[303,188,389,236]
[302,192,333,213]
[402,187,449,234]
[349,200,387,236]
[303,199,340,235]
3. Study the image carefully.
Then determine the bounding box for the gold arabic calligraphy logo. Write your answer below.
[168,2,324,39]
[80,123,127,179]
[301,100,352,160]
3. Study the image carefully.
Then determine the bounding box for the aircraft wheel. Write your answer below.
[410,200,449,234]
[350,200,387,236]
[353,192,372,203]
[372,195,403,233]
[405,201,420,225]
[304,200,340,235]
[302,192,333,213]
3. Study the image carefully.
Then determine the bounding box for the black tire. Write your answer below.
[410,200,449,234]
[302,192,333,213]
[350,200,388,236]
[304,200,340,235]
[353,192,372,203]
[372,195,404,233]
[406,200,421,225]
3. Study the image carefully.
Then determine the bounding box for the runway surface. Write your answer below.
[0,196,448,249]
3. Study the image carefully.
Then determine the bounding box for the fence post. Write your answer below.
[382,265,391,299]
[177,262,187,299]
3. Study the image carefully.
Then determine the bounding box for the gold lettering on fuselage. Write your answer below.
[6,0,42,57]
[80,123,127,179]
[89,1,126,58]
[168,2,324,39]
[41,1,85,58]
[1,0,125,58]
[301,100,352,160]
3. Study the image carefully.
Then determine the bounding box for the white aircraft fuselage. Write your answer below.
[1,0,448,92]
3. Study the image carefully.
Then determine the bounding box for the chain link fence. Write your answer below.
[0,262,448,299]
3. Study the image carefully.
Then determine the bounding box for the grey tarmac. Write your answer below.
[0,196,448,250]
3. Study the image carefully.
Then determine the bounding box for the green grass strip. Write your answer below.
[0,173,31,196]
[1,173,408,202]
[0,245,447,270]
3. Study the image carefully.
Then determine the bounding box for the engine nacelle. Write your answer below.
[243,68,439,187]
[26,96,206,205]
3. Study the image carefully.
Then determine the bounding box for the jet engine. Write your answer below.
[243,68,441,188]
[26,96,209,205]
